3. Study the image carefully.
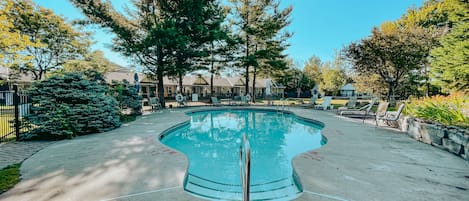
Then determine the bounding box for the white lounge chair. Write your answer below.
[240,95,251,105]
[314,96,333,110]
[211,97,221,106]
[338,97,377,116]
[302,94,318,108]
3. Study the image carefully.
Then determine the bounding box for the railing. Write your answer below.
[0,85,31,142]
[239,134,251,201]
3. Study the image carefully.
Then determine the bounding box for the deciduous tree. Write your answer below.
[0,0,36,69]
[7,0,89,80]
[62,50,119,74]
[344,27,433,102]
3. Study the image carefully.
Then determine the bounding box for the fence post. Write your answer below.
[13,85,20,141]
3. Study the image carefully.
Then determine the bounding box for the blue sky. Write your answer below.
[34,0,424,69]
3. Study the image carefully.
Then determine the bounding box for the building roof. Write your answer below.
[341,83,355,91]
[104,68,136,83]
[2,65,284,89]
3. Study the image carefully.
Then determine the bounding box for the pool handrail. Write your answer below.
[239,134,251,201]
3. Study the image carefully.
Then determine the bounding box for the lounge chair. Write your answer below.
[302,95,318,108]
[338,97,377,115]
[314,96,333,110]
[149,97,162,111]
[377,103,405,127]
[344,96,358,108]
[240,95,250,105]
[211,97,221,106]
[339,98,384,123]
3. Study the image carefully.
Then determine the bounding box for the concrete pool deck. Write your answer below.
[0,107,468,201]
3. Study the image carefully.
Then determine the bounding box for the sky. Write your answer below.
[34,0,424,69]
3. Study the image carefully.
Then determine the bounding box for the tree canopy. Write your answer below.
[229,0,292,100]
[70,0,230,107]
[344,27,433,101]
[0,0,37,68]
[6,0,89,80]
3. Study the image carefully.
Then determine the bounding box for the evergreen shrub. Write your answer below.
[24,73,121,140]
[109,80,142,115]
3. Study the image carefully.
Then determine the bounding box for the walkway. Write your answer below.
[0,107,467,201]
[0,141,55,169]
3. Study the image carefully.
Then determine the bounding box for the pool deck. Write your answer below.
[0,106,468,201]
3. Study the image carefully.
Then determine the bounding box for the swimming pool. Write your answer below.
[160,109,327,200]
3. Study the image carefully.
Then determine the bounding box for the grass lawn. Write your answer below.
[0,163,20,194]
[0,115,16,141]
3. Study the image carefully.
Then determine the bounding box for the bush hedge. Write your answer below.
[405,93,469,127]
[23,73,121,140]
[109,80,142,115]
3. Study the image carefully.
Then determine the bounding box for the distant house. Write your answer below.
[340,83,355,97]
[1,66,285,101]
[104,68,285,100]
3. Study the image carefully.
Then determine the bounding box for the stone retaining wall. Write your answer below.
[400,116,469,161]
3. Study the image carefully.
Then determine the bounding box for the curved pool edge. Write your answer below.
[185,106,326,128]
[157,107,328,200]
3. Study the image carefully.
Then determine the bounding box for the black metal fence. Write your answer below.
[0,85,31,142]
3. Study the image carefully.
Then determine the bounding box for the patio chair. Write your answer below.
[314,96,333,110]
[211,97,221,106]
[149,97,162,111]
[373,101,390,126]
[377,103,405,127]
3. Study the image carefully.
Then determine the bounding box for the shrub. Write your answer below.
[405,93,469,127]
[109,80,142,115]
[23,73,121,140]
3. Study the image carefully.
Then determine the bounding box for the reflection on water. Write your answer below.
[161,110,326,186]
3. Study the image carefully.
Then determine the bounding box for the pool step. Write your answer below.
[185,174,301,200]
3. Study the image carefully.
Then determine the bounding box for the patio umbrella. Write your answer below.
[311,84,319,96]
[134,72,140,92]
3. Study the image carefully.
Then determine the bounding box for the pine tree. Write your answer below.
[229,0,292,101]
[431,20,469,92]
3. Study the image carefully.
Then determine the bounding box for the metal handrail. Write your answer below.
[239,134,251,201]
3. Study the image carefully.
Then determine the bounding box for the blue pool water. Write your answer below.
[160,109,327,200]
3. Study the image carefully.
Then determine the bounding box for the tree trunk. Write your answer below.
[387,81,396,106]
[157,47,165,108]
[245,35,250,96]
[178,71,183,94]
[244,1,250,96]
[252,65,256,103]
[157,70,165,108]
[210,42,215,98]
[210,74,214,99]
